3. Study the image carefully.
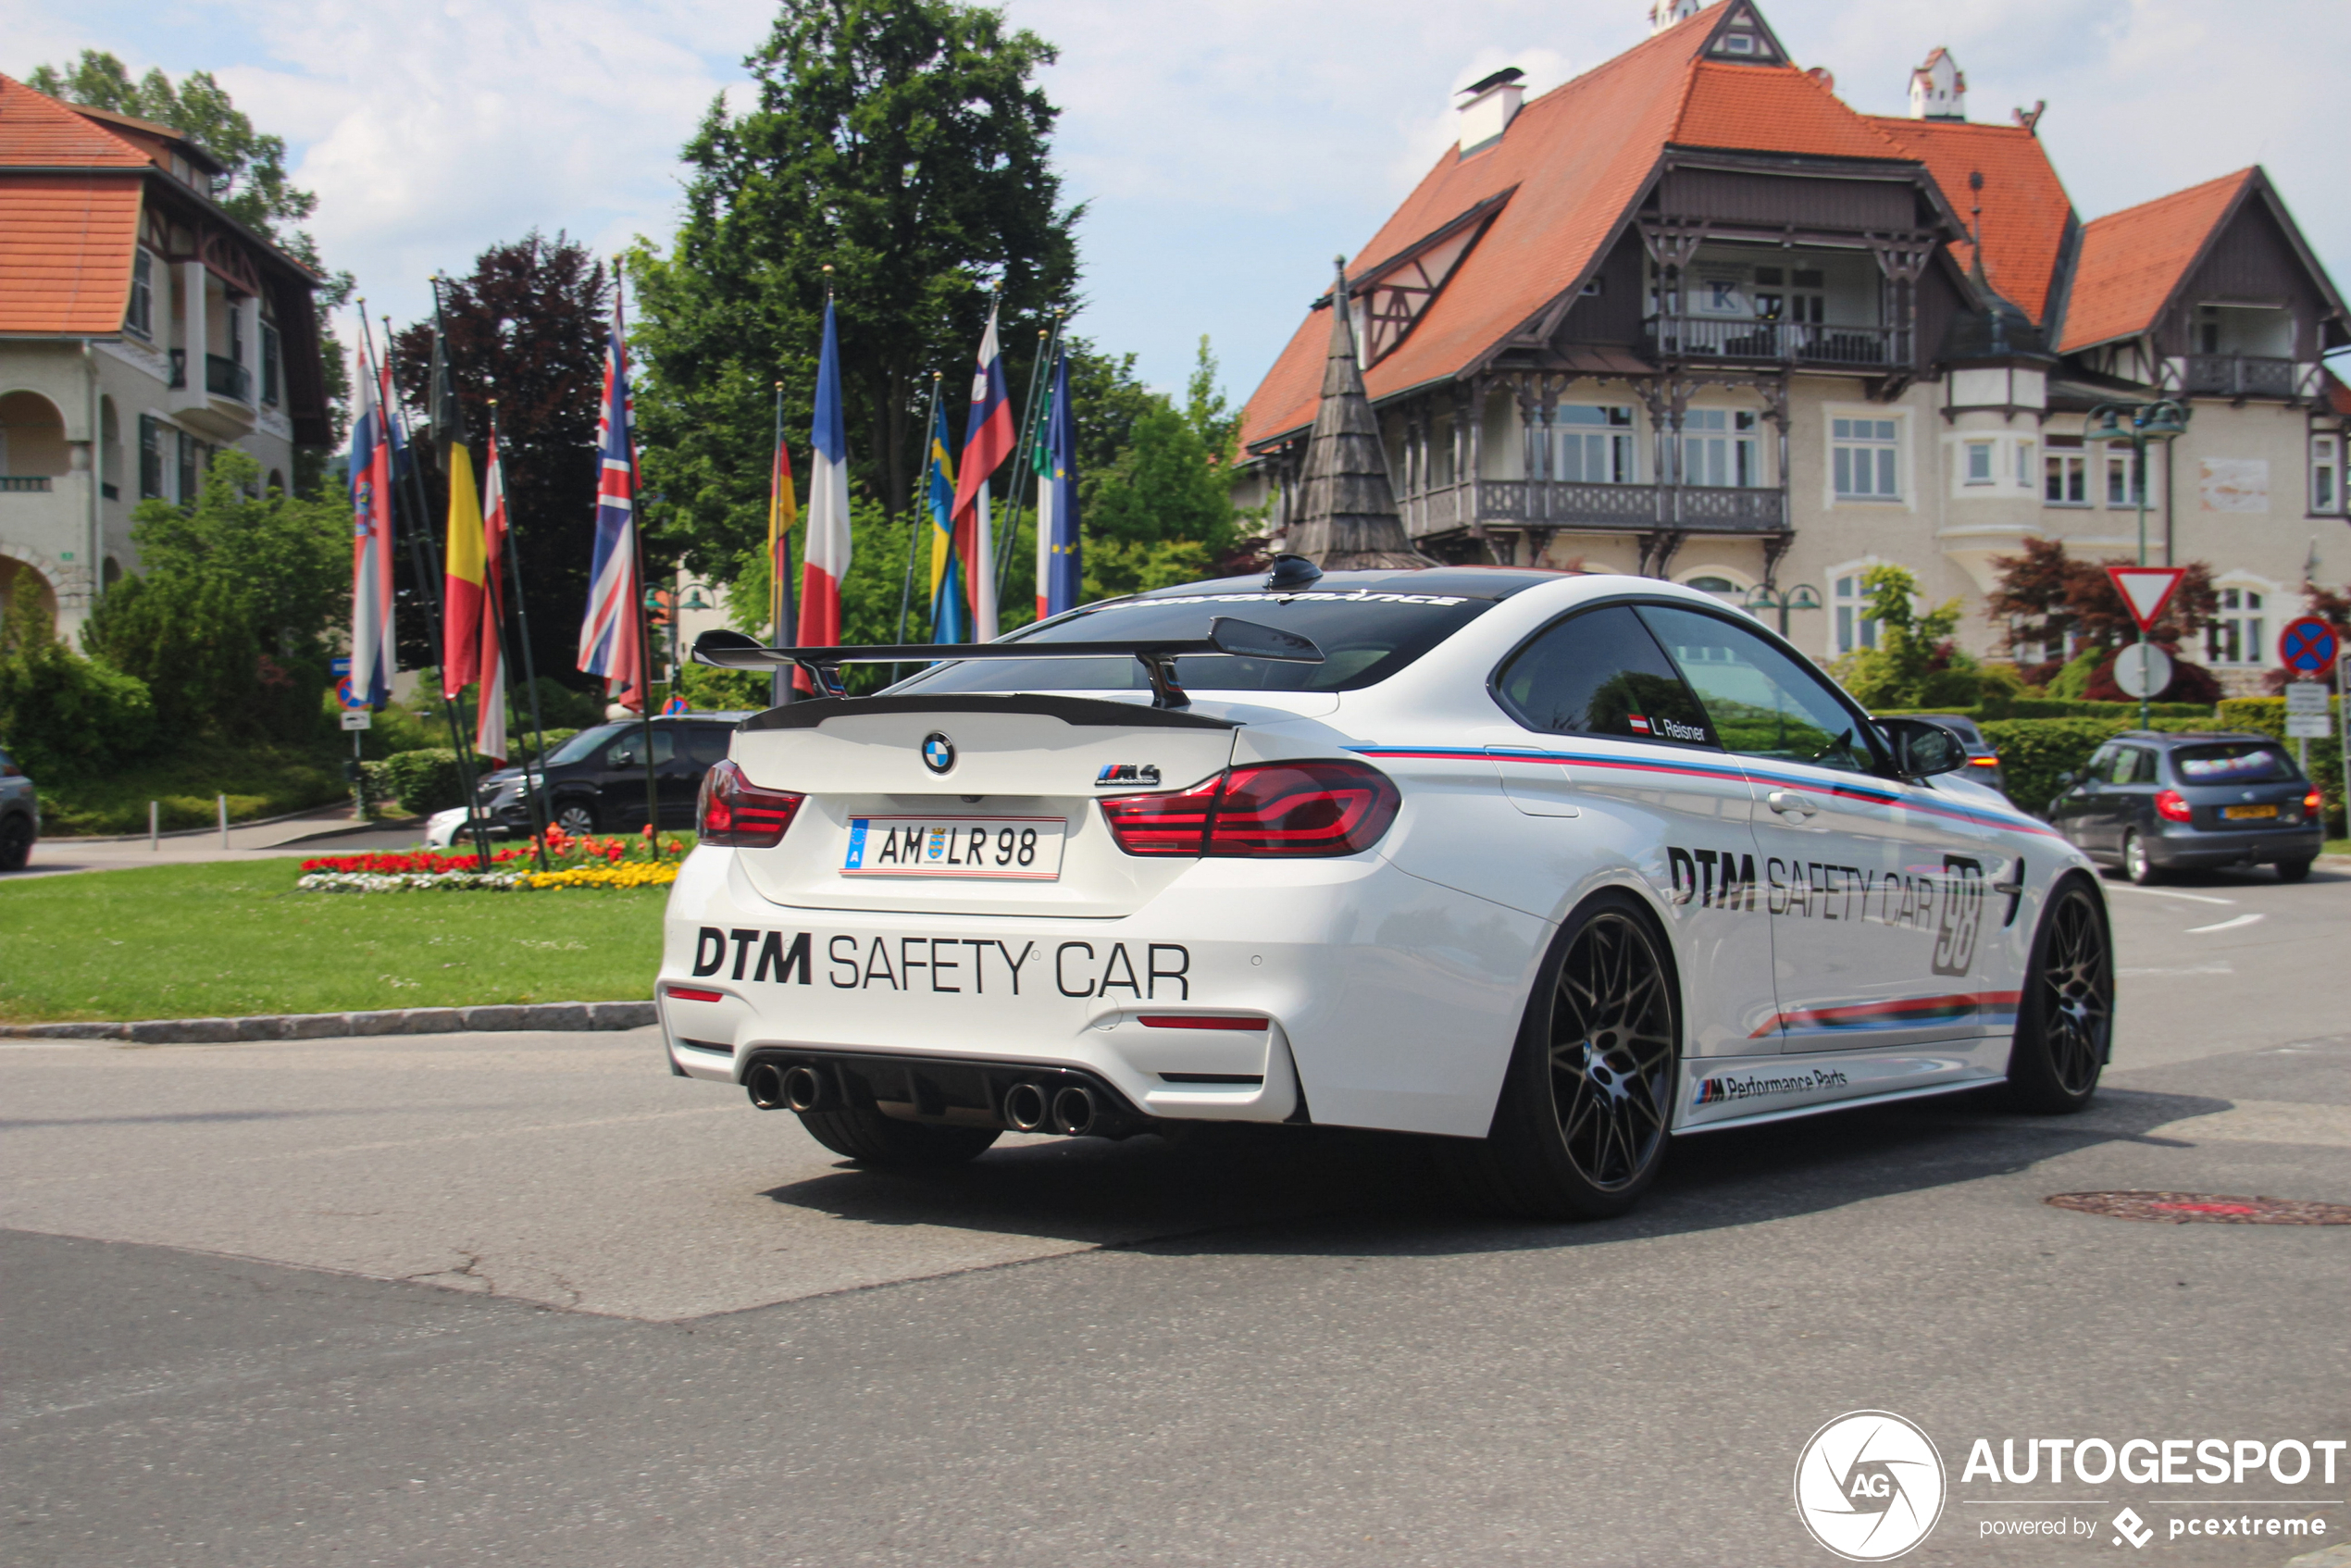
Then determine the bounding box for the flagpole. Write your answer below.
[769,379,788,708]
[425,281,496,868]
[490,402,553,871]
[997,311,1064,606]
[896,369,939,649]
[375,310,491,866]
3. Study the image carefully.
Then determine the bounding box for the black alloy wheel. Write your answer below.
[1442,892,1680,1220]
[553,800,598,836]
[2008,879,2113,1114]
[0,815,31,872]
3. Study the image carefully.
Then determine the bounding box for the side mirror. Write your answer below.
[1875,718,1968,779]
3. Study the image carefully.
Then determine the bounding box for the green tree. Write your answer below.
[0,572,155,778]
[630,0,1080,595]
[1836,565,1982,710]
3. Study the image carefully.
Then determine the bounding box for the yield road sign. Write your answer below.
[2279,616,2338,674]
[2107,566,2186,631]
[2113,642,2172,700]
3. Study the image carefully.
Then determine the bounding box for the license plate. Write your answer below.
[2221,804,2279,820]
[842,816,1066,879]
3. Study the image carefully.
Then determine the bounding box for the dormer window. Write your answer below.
[1722,31,1756,55]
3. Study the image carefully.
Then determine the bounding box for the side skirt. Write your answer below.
[1673,1038,2010,1135]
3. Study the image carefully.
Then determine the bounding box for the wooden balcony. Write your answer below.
[1644,315,1909,369]
[1403,480,1786,539]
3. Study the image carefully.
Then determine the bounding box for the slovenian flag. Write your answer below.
[474,429,511,764]
[1033,347,1081,621]
[798,299,852,651]
[578,287,646,711]
[346,336,395,709]
[925,400,966,643]
[951,302,1014,641]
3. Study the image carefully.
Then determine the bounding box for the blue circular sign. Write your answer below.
[2280,616,2338,674]
[921,732,955,775]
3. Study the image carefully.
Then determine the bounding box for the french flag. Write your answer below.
[798,300,852,652]
[951,302,1014,641]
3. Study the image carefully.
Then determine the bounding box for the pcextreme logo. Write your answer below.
[1795,1411,1948,1561]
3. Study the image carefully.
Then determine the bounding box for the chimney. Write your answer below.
[1457,68,1525,155]
[1907,47,1966,120]
[1648,0,1706,33]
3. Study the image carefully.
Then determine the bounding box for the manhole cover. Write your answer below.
[2046,1191,2351,1226]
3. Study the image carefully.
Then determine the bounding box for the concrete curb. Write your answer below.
[0,1000,656,1044]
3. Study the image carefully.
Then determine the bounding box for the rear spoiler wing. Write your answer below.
[691,617,1323,710]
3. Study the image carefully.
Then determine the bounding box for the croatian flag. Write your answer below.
[474,430,511,764]
[1033,347,1081,620]
[798,300,852,651]
[951,302,1014,641]
[577,290,645,711]
[925,400,966,643]
[346,337,395,709]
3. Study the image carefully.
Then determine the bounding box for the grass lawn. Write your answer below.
[0,860,665,1023]
[38,740,350,836]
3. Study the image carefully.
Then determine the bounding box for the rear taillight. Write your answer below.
[696,759,802,847]
[1099,760,1400,859]
[2154,788,2193,823]
[1968,755,1999,768]
[2306,789,2324,815]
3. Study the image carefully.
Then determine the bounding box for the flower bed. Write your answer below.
[299,827,690,891]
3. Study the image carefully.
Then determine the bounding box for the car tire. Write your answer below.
[795,1101,1001,1167]
[553,800,598,835]
[0,815,31,872]
[1438,890,1680,1221]
[2006,877,2113,1114]
[2275,857,2315,883]
[2121,830,2162,885]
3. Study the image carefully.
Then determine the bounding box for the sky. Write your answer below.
[6,0,2348,407]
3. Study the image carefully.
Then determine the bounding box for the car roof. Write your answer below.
[2118,729,2273,743]
[1136,566,1584,604]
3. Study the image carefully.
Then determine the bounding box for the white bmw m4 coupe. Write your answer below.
[657,559,2113,1219]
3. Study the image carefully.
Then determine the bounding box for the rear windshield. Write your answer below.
[2171,742,2296,784]
[890,589,1497,695]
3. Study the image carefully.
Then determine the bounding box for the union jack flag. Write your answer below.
[577,285,645,711]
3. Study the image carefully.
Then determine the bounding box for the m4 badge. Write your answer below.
[1094,764,1161,788]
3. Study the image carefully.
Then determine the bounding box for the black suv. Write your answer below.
[476,713,752,837]
[2048,730,2325,883]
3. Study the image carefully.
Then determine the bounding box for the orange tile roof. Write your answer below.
[0,74,152,168]
[2059,168,2252,354]
[1869,117,2071,323]
[0,77,148,335]
[1239,15,1920,450]
[2326,368,2351,418]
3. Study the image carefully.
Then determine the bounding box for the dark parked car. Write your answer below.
[2047,730,2324,883]
[476,713,752,837]
[0,743,36,871]
[1878,712,2006,798]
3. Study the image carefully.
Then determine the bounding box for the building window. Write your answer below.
[261,322,281,406]
[139,415,164,499]
[128,249,155,339]
[2045,437,2087,504]
[1555,404,1636,484]
[1964,440,1995,485]
[2313,434,2340,514]
[2016,439,2034,487]
[2104,448,2144,507]
[2206,587,2266,666]
[175,429,199,502]
[1834,573,1880,654]
[229,302,245,367]
[1682,409,1760,487]
[1833,417,1900,499]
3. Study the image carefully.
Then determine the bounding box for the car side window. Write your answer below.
[1492,604,1716,745]
[2081,744,2118,784]
[2122,747,2160,785]
[684,728,732,765]
[604,730,676,769]
[1636,604,1876,775]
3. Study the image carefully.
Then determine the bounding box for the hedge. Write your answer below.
[1881,699,2212,722]
[2214,695,2345,836]
[378,749,474,816]
[1978,716,2217,818]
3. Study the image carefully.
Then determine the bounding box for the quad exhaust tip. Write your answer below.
[1051,1085,1098,1138]
[780,1064,827,1114]
[744,1062,787,1110]
[1003,1081,1050,1132]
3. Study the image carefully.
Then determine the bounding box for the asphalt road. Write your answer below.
[5,864,2348,1567]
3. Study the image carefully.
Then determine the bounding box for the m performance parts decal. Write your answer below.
[688,927,1192,1000]
[1693,1066,1848,1106]
[1667,846,1991,972]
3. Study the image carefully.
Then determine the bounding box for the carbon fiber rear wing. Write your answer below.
[691,618,1323,710]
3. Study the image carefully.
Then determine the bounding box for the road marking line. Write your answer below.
[2147,1099,2351,1148]
[2105,885,2237,905]
[2185,913,2265,934]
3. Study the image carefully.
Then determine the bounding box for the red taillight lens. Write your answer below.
[696,759,803,847]
[1968,755,1999,767]
[2154,788,2193,823]
[2306,789,2324,815]
[1098,773,1223,856]
[1099,760,1401,859]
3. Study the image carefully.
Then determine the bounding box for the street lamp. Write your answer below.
[1744,581,1822,639]
[2083,397,2191,728]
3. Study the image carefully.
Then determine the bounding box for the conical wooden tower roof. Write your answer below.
[1287,258,1430,571]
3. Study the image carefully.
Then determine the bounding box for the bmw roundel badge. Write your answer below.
[921,732,955,775]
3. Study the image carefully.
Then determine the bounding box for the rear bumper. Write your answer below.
[2148,824,2324,866]
[655,842,1548,1138]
